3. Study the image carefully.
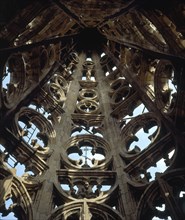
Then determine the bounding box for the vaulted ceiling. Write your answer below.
[0,0,184,57]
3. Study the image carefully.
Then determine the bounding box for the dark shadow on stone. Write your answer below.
[75,28,107,53]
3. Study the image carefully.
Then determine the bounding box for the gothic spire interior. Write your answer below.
[0,0,185,220]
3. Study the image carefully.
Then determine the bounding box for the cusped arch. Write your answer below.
[12,107,56,146]
[2,53,26,108]
[137,168,185,220]
[121,112,161,155]
[61,135,112,170]
[76,100,100,114]
[54,169,118,203]
[0,167,33,220]
[48,200,124,220]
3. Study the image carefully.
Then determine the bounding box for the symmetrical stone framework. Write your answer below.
[0,0,185,219]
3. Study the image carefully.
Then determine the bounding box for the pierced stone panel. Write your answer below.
[61,179,111,199]
[110,78,142,120]
[22,46,53,81]
[45,83,66,103]
[28,103,52,122]
[33,88,65,125]
[0,143,34,177]
[120,113,177,185]
[71,113,104,128]
[67,144,105,168]
[2,107,55,174]
[13,107,55,148]
[83,60,95,71]
[124,133,176,186]
[154,60,177,113]
[57,169,116,202]
[43,72,69,105]
[71,125,103,138]
[100,53,118,78]
[26,52,77,125]
[111,85,134,109]
[0,166,33,220]
[62,135,112,170]
[50,75,69,93]
[110,78,127,92]
[119,102,149,128]
[121,113,160,154]
[48,201,123,220]
[68,52,80,65]
[78,89,98,101]
[39,44,61,71]
[2,54,26,108]
[0,2,184,220]
[136,169,185,220]
[76,100,100,114]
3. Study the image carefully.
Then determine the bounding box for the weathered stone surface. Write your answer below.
[0,1,185,219]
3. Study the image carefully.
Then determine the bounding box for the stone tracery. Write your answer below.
[0,1,185,220]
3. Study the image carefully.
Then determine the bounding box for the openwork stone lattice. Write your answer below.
[0,1,185,220]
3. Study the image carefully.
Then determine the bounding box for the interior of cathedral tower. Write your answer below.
[0,0,185,220]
